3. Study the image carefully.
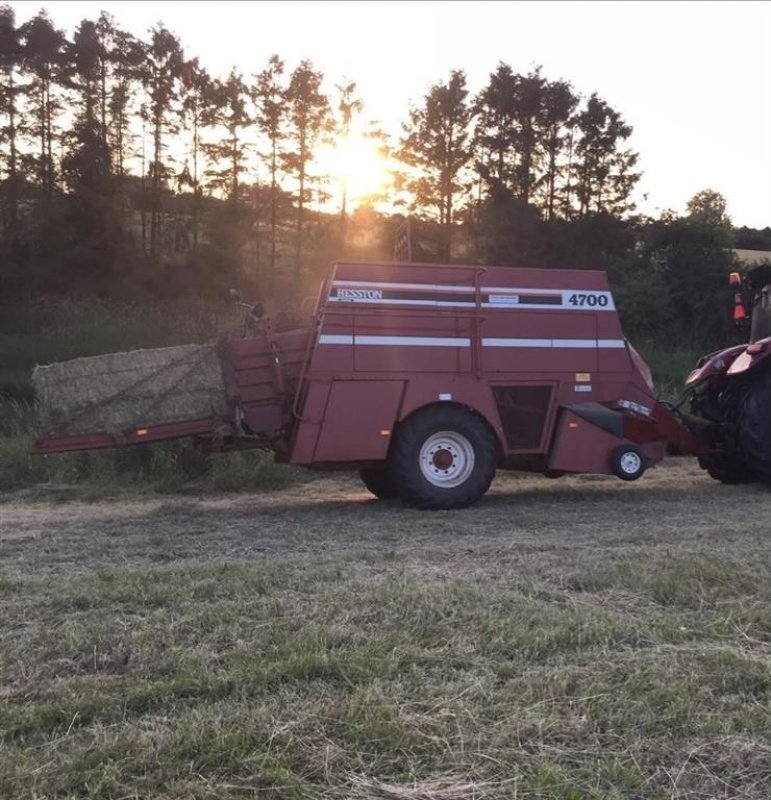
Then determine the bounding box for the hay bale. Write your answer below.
[33,343,227,437]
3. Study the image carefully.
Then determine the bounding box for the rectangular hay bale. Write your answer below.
[33,343,227,437]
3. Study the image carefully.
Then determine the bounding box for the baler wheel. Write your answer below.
[738,370,771,483]
[359,468,401,499]
[610,445,646,481]
[389,406,498,509]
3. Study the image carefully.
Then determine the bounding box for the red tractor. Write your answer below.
[685,263,771,483]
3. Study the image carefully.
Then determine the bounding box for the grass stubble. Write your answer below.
[0,459,769,799]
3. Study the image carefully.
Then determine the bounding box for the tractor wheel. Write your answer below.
[389,406,498,510]
[697,454,755,484]
[610,445,647,481]
[359,468,401,499]
[738,370,771,483]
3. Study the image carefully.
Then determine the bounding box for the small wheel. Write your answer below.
[389,406,498,509]
[359,468,400,499]
[610,445,646,481]
[543,469,565,479]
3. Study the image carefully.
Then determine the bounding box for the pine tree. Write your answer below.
[204,68,251,204]
[180,57,214,246]
[283,59,331,277]
[253,54,286,284]
[19,11,69,210]
[397,69,474,260]
[138,25,184,256]
[473,62,518,194]
[571,94,639,218]
[109,24,143,177]
[537,79,578,221]
[335,78,362,241]
[0,4,22,245]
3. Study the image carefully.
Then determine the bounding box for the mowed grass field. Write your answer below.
[0,459,769,799]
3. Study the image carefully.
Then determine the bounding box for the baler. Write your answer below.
[33,260,708,509]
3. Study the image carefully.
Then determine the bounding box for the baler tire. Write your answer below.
[738,370,771,483]
[610,445,646,481]
[359,468,401,500]
[389,406,498,510]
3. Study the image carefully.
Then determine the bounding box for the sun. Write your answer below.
[315,132,392,211]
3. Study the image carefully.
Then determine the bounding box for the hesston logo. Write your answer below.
[334,288,384,301]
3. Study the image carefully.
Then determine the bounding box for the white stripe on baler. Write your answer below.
[332,280,472,293]
[318,334,626,349]
[319,334,471,347]
[482,338,626,348]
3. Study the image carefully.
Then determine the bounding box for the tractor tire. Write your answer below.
[359,468,401,499]
[697,454,755,484]
[388,406,498,510]
[738,370,771,483]
[610,444,647,481]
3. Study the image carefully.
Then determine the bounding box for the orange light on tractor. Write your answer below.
[733,292,747,322]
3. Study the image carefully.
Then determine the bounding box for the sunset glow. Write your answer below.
[315,133,393,210]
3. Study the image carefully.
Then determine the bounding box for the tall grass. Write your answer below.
[634,341,703,402]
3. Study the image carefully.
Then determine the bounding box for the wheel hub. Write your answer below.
[620,451,641,474]
[432,449,454,469]
[419,431,475,488]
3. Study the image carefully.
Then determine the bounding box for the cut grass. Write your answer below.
[0,460,769,799]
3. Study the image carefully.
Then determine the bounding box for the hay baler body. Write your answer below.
[34,261,707,505]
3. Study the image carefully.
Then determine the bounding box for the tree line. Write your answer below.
[1,6,768,349]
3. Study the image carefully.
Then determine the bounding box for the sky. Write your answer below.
[9,0,771,229]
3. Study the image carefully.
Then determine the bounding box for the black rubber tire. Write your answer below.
[697,454,755,484]
[738,370,771,483]
[610,444,647,481]
[359,468,401,499]
[388,406,498,510]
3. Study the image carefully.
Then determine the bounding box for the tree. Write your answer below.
[537,78,578,220]
[204,68,251,204]
[397,69,474,260]
[571,94,639,218]
[0,4,22,245]
[179,57,213,247]
[686,188,731,228]
[511,67,545,206]
[139,25,184,256]
[283,59,331,276]
[335,78,363,238]
[640,198,736,344]
[253,54,286,285]
[19,10,69,210]
[108,23,143,177]
[67,19,108,158]
[473,62,518,194]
